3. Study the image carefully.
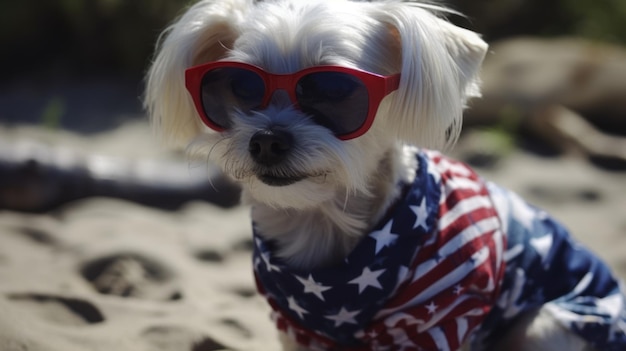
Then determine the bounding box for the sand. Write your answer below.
[0,121,624,351]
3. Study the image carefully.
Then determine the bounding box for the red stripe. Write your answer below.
[382,228,499,316]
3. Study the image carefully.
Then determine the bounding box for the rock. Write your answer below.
[0,124,241,212]
[466,38,626,135]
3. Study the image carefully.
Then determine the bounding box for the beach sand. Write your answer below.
[0,122,624,351]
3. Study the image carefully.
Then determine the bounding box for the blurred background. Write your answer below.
[0,0,625,212]
[1,0,625,131]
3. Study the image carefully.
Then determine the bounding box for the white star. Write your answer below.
[349,267,385,294]
[254,237,264,249]
[287,296,308,319]
[425,301,438,314]
[370,220,399,254]
[260,250,280,272]
[453,284,463,295]
[530,233,553,267]
[410,197,429,230]
[325,307,360,327]
[295,274,331,301]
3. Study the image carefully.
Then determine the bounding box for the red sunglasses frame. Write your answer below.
[185,61,401,140]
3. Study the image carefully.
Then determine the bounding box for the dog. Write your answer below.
[144,0,626,350]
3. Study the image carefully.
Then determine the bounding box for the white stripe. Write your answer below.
[428,326,451,351]
[504,243,524,262]
[411,217,499,282]
[437,158,471,176]
[384,312,424,328]
[443,177,482,195]
[493,229,504,273]
[377,246,491,318]
[438,217,500,258]
[559,272,593,301]
[456,317,469,345]
[438,195,493,230]
[412,258,438,285]
[414,246,490,303]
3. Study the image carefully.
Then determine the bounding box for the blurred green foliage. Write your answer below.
[40,97,66,130]
[562,0,626,43]
[0,0,624,80]
[450,0,626,44]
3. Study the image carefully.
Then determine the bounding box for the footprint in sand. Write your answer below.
[194,249,225,263]
[81,253,182,301]
[14,226,57,245]
[7,293,105,326]
[192,337,229,351]
[142,325,227,351]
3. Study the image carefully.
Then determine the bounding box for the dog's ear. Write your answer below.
[379,5,488,150]
[145,0,250,148]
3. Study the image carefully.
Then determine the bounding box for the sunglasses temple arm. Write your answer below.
[385,74,402,93]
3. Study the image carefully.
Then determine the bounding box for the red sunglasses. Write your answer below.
[185,61,400,140]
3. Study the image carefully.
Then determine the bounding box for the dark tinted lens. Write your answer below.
[296,72,369,135]
[200,67,265,129]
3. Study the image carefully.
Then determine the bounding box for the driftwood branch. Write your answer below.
[530,105,626,164]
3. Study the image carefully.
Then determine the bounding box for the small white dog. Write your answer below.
[145,1,626,350]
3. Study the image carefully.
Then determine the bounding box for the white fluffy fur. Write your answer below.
[145,1,590,350]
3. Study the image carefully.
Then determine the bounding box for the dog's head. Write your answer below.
[145,0,487,210]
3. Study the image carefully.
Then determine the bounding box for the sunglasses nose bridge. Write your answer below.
[264,73,299,107]
[267,90,293,107]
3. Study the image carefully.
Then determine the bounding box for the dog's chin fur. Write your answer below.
[142,1,592,350]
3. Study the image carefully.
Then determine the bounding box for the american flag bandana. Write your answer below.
[253,149,626,351]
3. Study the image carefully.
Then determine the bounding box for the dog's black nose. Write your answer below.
[248,129,293,166]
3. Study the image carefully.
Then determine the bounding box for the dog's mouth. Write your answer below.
[257,173,306,186]
[253,170,329,186]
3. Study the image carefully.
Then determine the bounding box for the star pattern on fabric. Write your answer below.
[253,150,626,351]
[260,250,280,272]
[370,220,399,254]
[426,301,438,314]
[453,284,463,295]
[325,307,361,327]
[295,274,332,301]
[529,233,553,267]
[349,267,386,294]
[287,296,309,319]
[410,197,429,230]
[255,237,281,272]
